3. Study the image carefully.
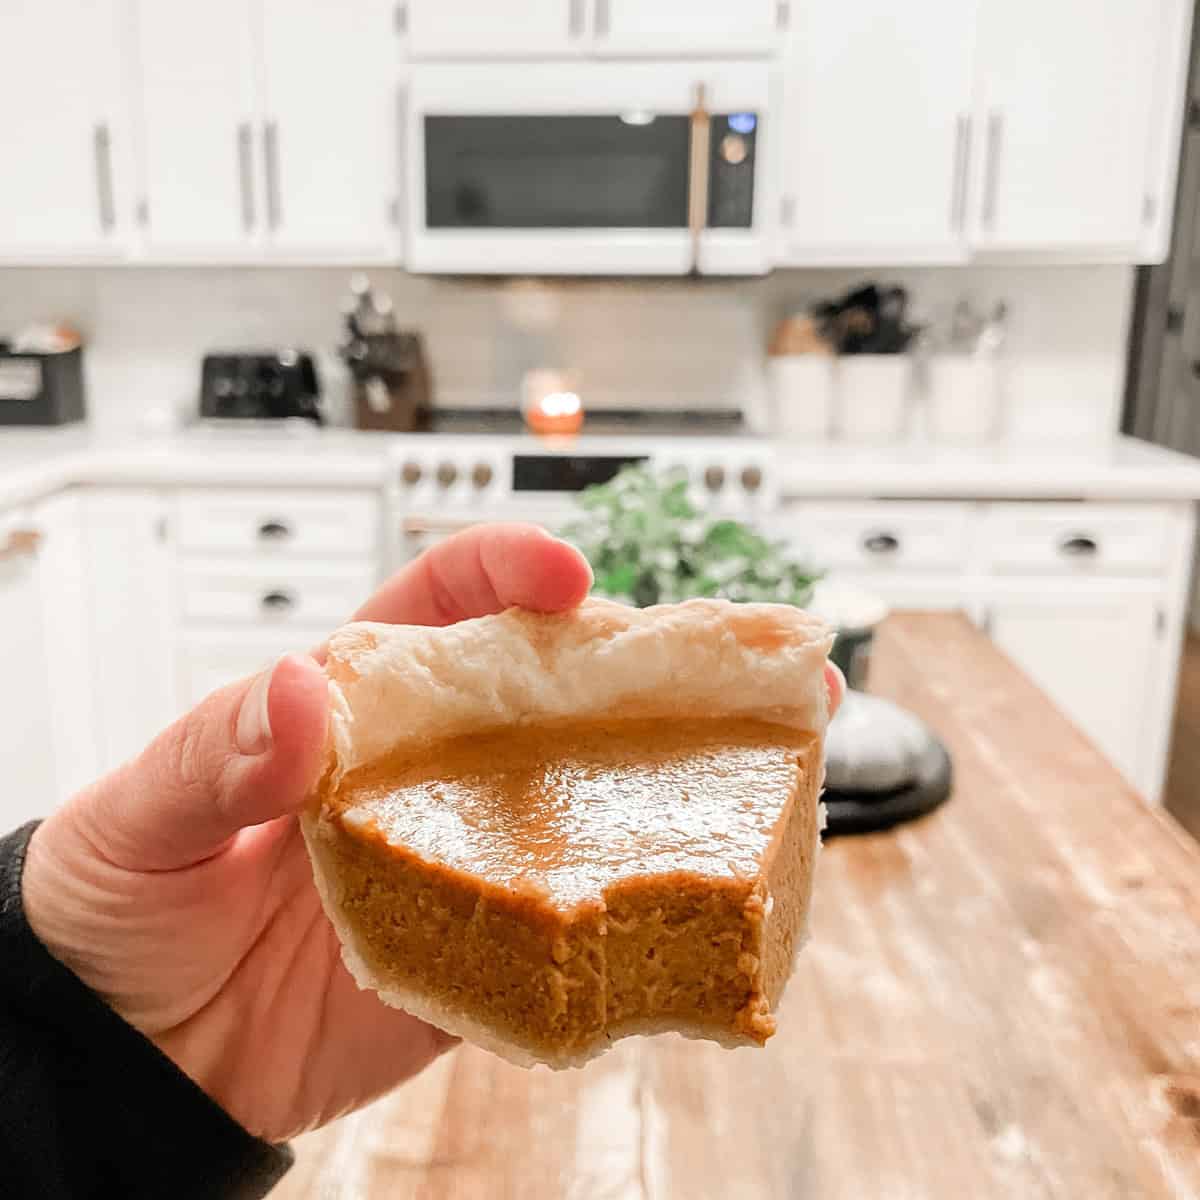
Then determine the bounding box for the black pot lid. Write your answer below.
[823,736,953,837]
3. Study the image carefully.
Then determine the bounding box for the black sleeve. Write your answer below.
[0,822,293,1199]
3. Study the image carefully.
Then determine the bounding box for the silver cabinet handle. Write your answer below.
[0,529,42,561]
[237,122,255,232]
[593,0,609,37]
[950,114,970,233]
[687,82,711,276]
[981,111,1003,231]
[260,589,295,615]
[568,0,586,38]
[263,121,282,232]
[93,123,116,234]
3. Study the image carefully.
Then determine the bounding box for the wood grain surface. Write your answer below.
[276,613,1200,1199]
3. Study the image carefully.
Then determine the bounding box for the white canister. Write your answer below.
[768,355,835,440]
[837,355,911,442]
[926,356,1001,444]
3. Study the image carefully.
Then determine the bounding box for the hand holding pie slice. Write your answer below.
[303,597,835,1068]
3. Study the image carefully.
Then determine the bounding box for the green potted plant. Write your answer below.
[560,463,821,609]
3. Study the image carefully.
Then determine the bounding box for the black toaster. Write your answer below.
[200,350,322,423]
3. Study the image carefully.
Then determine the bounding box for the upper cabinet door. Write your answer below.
[134,0,260,255]
[593,0,779,56]
[971,0,1160,252]
[778,1,977,264]
[259,0,397,259]
[0,0,131,259]
[404,0,586,58]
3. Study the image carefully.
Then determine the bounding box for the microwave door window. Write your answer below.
[424,116,689,229]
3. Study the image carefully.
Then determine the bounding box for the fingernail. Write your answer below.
[236,660,278,755]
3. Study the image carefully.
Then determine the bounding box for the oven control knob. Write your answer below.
[401,460,422,486]
[471,462,494,489]
[436,462,458,488]
[740,465,763,493]
[703,465,726,491]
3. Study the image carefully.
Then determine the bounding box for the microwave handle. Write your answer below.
[687,82,711,277]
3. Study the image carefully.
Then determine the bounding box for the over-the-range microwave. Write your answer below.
[403,61,772,276]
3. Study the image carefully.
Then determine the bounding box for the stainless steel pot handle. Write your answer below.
[687,82,711,276]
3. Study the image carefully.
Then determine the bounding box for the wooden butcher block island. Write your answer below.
[277,614,1200,1199]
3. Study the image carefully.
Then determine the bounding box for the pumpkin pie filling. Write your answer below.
[317,716,821,1061]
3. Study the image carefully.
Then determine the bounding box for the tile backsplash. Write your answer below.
[0,264,1134,441]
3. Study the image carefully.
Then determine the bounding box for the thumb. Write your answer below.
[79,653,329,871]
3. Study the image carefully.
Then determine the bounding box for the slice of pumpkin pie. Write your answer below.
[302,598,834,1068]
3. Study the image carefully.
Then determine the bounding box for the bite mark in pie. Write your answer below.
[302,599,834,1068]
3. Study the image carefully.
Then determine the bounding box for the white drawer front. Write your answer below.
[176,632,318,711]
[984,504,1171,574]
[778,503,972,572]
[179,560,374,628]
[176,490,379,556]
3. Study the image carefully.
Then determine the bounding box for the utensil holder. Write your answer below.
[837,356,911,442]
[926,357,1000,444]
[769,356,835,440]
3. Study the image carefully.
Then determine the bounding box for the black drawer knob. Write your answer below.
[260,590,295,614]
[1058,534,1099,558]
[257,520,292,542]
[861,532,900,555]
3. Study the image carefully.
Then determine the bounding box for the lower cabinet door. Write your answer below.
[984,584,1161,791]
[0,518,57,828]
[176,631,324,712]
[81,489,176,771]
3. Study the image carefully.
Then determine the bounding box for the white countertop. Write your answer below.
[771,436,1200,500]
[2,424,1200,511]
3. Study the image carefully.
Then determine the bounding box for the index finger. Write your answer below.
[309,524,593,666]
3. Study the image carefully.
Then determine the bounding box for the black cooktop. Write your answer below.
[413,408,748,437]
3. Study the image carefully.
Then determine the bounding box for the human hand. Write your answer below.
[21,524,594,1141]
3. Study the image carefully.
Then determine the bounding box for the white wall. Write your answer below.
[0,264,1134,439]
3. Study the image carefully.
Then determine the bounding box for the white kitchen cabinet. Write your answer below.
[0,0,132,259]
[134,0,260,255]
[135,0,398,260]
[0,517,57,828]
[970,0,1161,253]
[32,493,101,800]
[593,0,779,57]
[403,0,586,58]
[80,490,176,772]
[258,0,398,258]
[777,0,977,264]
[176,631,308,711]
[984,584,1163,789]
